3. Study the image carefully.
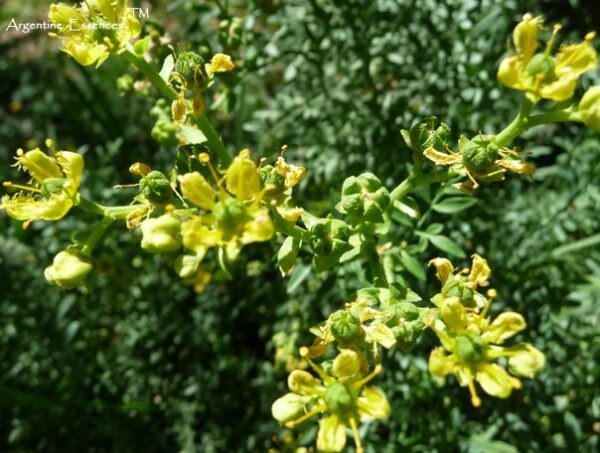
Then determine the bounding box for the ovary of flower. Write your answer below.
[48,0,141,67]
[272,349,389,453]
[498,14,597,101]
[1,148,83,226]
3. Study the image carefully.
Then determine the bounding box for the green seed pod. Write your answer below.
[442,276,476,308]
[310,217,352,272]
[336,173,390,224]
[324,382,355,412]
[41,177,67,197]
[330,310,363,343]
[213,197,250,239]
[402,116,452,154]
[175,51,206,88]
[139,171,173,204]
[44,250,92,289]
[461,136,500,174]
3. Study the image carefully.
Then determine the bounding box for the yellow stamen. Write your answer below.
[3,182,42,193]
[284,404,326,428]
[349,416,364,453]
[466,374,481,407]
[544,24,562,57]
[352,364,382,389]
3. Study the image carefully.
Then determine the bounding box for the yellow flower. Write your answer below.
[179,150,275,260]
[272,350,389,453]
[498,14,597,102]
[579,85,600,131]
[140,214,182,253]
[1,147,83,226]
[48,0,141,67]
[206,53,235,77]
[427,256,545,407]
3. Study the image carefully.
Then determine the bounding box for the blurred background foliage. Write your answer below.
[0,0,599,451]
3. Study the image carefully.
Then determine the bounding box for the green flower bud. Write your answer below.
[455,334,485,364]
[139,171,173,204]
[442,276,476,307]
[329,310,363,342]
[402,116,451,154]
[141,214,181,253]
[461,135,500,174]
[392,320,425,352]
[44,250,92,289]
[174,51,206,88]
[271,393,311,424]
[336,173,390,224]
[579,85,600,131]
[324,382,355,412]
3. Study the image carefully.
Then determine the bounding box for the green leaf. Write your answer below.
[400,250,426,281]
[417,232,466,258]
[425,223,444,235]
[159,55,175,82]
[432,197,477,214]
[180,125,207,144]
[393,196,420,219]
[133,37,149,56]
[278,236,301,274]
[287,263,311,293]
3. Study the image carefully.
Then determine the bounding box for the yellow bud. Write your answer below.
[271,393,309,424]
[129,162,152,176]
[579,85,600,131]
[140,214,181,253]
[507,343,545,378]
[44,250,92,289]
[429,257,454,282]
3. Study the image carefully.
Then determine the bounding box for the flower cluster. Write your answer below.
[498,13,597,102]
[1,143,83,228]
[427,255,545,406]
[272,349,389,453]
[48,0,141,67]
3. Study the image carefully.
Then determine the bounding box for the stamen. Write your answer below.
[284,404,326,428]
[3,182,42,193]
[544,24,562,57]
[299,348,332,384]
[466,375,481,407]
[349,416,364,453]
[352,364,382,389]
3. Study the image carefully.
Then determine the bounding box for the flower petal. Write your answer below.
[316,414,347,453]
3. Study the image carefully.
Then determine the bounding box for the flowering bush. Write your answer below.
[1,1,599,451]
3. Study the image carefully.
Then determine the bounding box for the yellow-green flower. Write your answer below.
[427,255,545,407]
[1,147,83,227]
[272,349,389,453]
[424,135,534,191]
[579,85,600,131]
[44,249,92,289]
[498,14,597,102]
[48,0,141,67]
[179,150,274,260]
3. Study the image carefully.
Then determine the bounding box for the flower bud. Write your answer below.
[507,343,545,378]
[44,250,92,289]
[174,254,202,279]
[271,393,310,424]
[401,116,451,154]
[141,214,181,253]
[579,86,600,131]
[310,217,352,272]
[139,171,173,204]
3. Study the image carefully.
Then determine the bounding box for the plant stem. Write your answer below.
[493,97,533,147]
[122,48,233,166]
[389,170,448,204]
[81,216,114,257]
[78,197,143,219]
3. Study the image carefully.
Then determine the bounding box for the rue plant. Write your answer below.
[1,6,598,452]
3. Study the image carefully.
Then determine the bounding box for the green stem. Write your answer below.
[528,109,583,128]
[81,216,114,257]
[121,48,233,166]
[494,97,533,147]
[78,197,143,219]
[389,171,448,204]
